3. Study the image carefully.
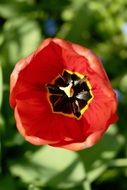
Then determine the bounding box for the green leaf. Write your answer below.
[119,74,127,93]
[0,2,35,19]
[0,175,16,190]
[19,19,42,58]
[9,146,86,188]
[0,65,3,108]
[3,17,42,64]
[78,124,125,183]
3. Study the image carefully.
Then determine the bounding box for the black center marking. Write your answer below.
[46,70,92,119]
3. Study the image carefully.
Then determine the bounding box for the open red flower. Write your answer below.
[10,38,118,151]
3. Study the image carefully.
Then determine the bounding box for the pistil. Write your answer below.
[59,82,74,97]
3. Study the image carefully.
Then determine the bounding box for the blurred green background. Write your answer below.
[0,0,127,189]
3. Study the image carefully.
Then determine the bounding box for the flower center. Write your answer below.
[59,82,74,97]
[46,70,93,119]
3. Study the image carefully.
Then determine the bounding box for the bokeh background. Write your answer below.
[0,0,127,189]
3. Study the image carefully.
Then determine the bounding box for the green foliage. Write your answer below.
[0,0,127,189]
[0,65,3,108]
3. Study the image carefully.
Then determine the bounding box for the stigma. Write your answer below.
[59,82,74,97]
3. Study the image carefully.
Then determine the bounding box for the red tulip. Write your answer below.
[10,38,118,151]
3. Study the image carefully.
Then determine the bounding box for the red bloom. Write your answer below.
[10,38,118,151]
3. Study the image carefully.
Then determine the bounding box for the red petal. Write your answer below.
[15,106,60,145]
[15,91,50,134]
[14,91,64,144]
[71,43,109,81]
[52,38,110,84]
[83,87,117,134]
[14,90,89,144]
[10,39,63,108]
[56,130,105,151]
[61,50,90,75]
[24,41,64,85]
[52,38,90,75]
[35,38,52,52]
[10,53,34,108]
